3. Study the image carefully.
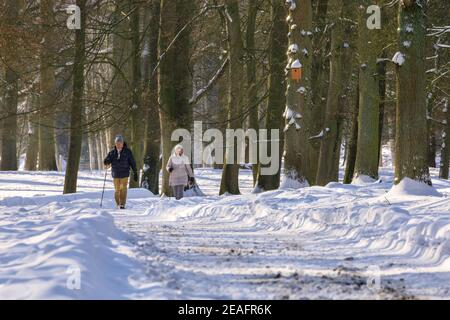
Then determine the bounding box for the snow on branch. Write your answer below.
[189,58,229,106]
[427,26,450,37]
[427,115,448,126]
[309,128,330,140]
[392,52,405,66]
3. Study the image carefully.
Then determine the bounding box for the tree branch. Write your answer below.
[189,58,229,105]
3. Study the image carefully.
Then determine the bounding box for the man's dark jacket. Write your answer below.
[104,143,137,179]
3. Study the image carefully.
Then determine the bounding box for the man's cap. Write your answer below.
[115,135,124,143]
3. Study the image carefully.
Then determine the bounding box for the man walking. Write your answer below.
[104,135,138,209]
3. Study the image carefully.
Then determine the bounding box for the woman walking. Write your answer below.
[166,144,194,200]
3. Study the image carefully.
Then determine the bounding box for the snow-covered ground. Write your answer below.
[1,166,450,299]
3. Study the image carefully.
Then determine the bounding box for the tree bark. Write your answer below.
[316,0,345,186]
[283,0,314,187]
[427,131,436,167]
[63,0,86,194]
[354,2,382,180]
[343,78,359,184]
[440,99,450,179]
[246,0,259,185]
[129,0,144,188]
[255,0,287,192]
[309,0,329,184]
[141,0,161,195]
[394,0,431,185]
[38,0,58,171]
[219,0,245,195]
[110,0,132,143]
[0,0,19,171]
[159,0,193,196]
[377,52,387,166]
[86,113,98,171]
[24,95,39,171]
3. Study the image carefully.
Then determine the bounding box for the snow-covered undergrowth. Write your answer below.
[1,167,450,299]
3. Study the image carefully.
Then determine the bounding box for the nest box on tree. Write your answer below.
[290,59,302,81]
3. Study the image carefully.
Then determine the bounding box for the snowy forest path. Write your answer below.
[1,169,449,299]
[112,196,417,299]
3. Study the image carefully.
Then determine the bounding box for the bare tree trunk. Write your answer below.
[246,0,259,185]
[38,0,58,171]
[330,2,354,181]
[343,78,359,184]
[110,0,131,141]
[354,1,382,180]
[213,76,228,170]
[387,103,396,165]
[87,128,98,171]
[282,0,314,187]
[63,0,86,194]
[219,0,245,195]
[255,0,287,192]
[95,132,103,170]
[394,0,431,185]
[316,0,345,186]
[142,0,161,195]
[428,131,437,167]
[440,99,450,179]
[129,0,144,188]
[0,0,19,171]
[309,0,329,183]
[24,95,39,171]
[377,52,387,166]
[159,0,193,196]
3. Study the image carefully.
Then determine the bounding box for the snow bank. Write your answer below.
[0,210,144,299]
[0,184,172,299]
[352,174,377,185]
[387,178,442,197]
[280,176,309,189]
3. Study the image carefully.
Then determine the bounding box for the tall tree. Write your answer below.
[245,0,259,184]
[142,0,161,195]
[440,99,449,179]
[219,0,245,195]
[394,0,430,185]
[343,79,359,184]
[129,0,144,188]
[38,0,58,171]
[354,1,383,180]
[159,0,194,196]
[0,0,19,171]
[63,0,86,194]
[377,51,387,165]
[110,0,132,146]
[24,95,39,171]
[255,0,287,191]
[282,0,314,188]
[309,0,329,184]
[315,0,345,186]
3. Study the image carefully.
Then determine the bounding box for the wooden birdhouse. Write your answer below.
[290,59,302,81]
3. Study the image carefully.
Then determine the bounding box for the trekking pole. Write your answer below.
[100,167,108,208]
